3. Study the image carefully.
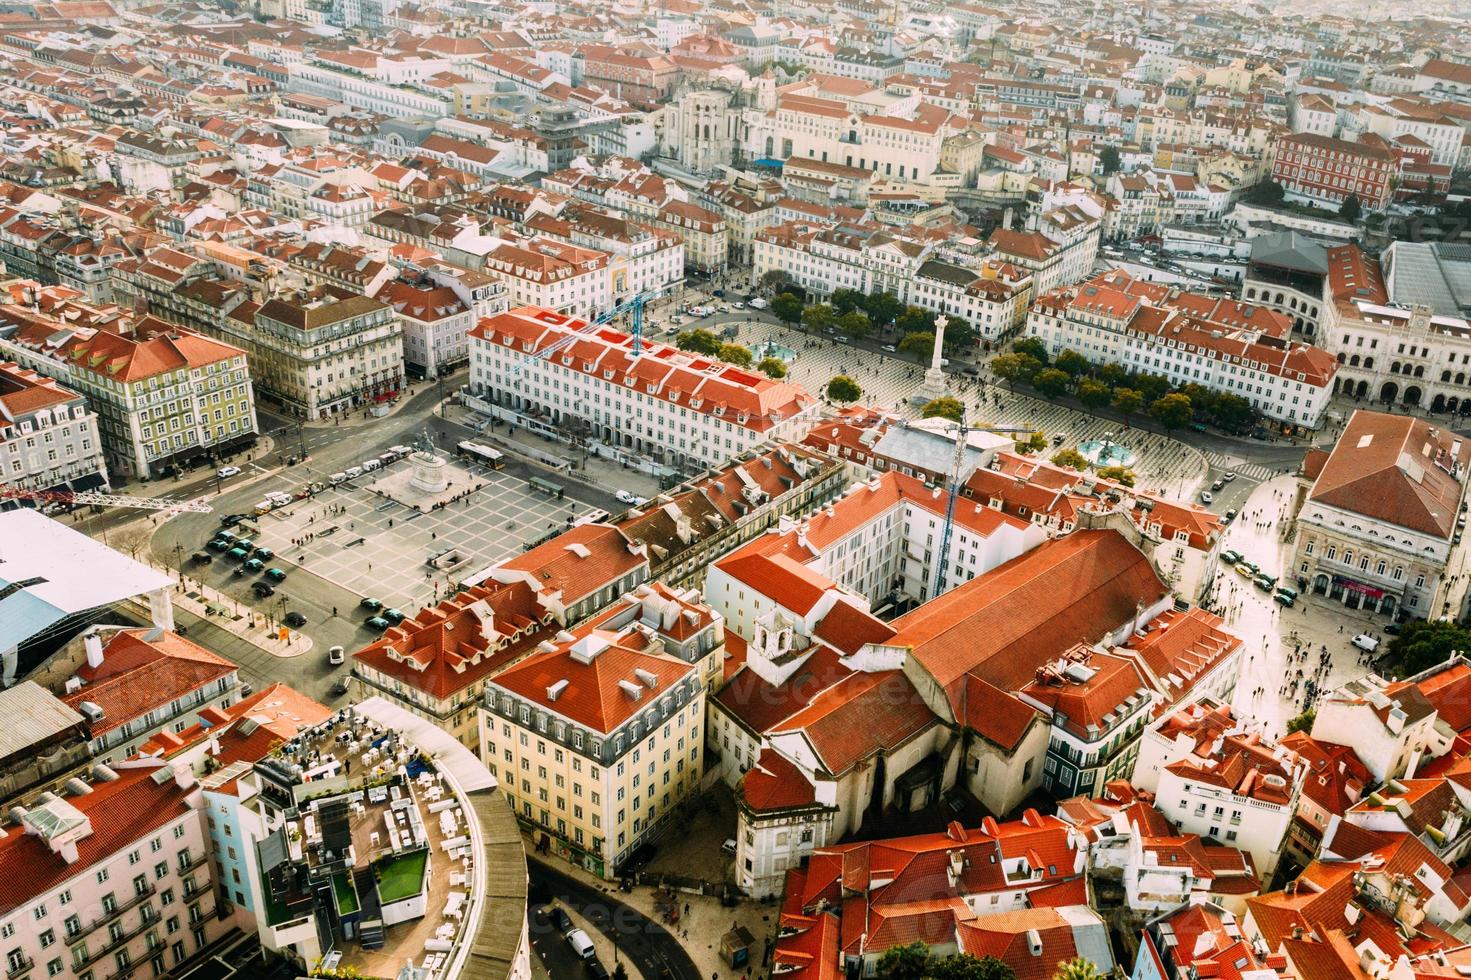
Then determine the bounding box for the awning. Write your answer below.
[1333,575,1385,600]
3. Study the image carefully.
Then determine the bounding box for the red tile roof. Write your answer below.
[894,530,1166,741]
[0,763,201,915]
[352,580,556,701]
[498,523,647,605]
[1307,410,1470,539]
[489,628,693,734]
[63,628,237,737]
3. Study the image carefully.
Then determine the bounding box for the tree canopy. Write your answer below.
[921,396,966,423]
[839,309,871,339]
[675,329,721,356]
[1149,392,1194,432]
[899,332,936,360]
[1052,447,1088,470]
[1033,368,1072,399]
[1339,193,1363,223]
[757,356,788,378]
[802,303,835,333]
[771,292,804,325]
[1385,620,1471,678]
[873,942,1018,980]
[826,375,862,403]
[718,343,753,368]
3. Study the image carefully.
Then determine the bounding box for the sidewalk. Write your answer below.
[296,371,464,431]
[440,404,663,500]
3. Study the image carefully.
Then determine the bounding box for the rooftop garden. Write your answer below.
[374,848,429,905]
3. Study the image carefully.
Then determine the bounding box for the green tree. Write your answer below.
[1097,363,1128,386]
[1111,387,1143,415]
[1013,336,1050,365]
[759,269,789,293]
[1134,373,1171,403]
[1339,193,1363,223]
[802,303,835,334]
[1211,392,1257,433]
[1285,709,1316,735]
[896,305,935,337]
[1386,620,1471,678]
[1052,447,1089,470]
[1098,465,1137,487]
[941,317,977,353]
[826,375,862,403]
[1077,378,1111,411]
[992,352,1042,387]
[830,287,866,315]
[1054,958,1101,980]
[718,343,753,368]
[1149,392,1194,433]
[863,291,903,327]
[838,309,871,339]
[931,956,1018,980]
[757,356,788,379]
[1248,180,1285,207]
[675,329,722,356]
[771,292,804,325]
[899,331,936,360]
[1032,367,1072,398]
[1099,145,1122,175]
[921,396,966,423]
[1054,348,1091,378]
[1015,431,1047,455]
[875,942,930,980]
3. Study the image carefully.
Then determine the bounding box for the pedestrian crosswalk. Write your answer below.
[1201,452,1278,483]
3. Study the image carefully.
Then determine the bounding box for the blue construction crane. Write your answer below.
[508,290,664,380]
[927,419,1035,599]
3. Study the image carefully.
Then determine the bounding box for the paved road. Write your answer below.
[529,901,599,980]
[530,860,699,980]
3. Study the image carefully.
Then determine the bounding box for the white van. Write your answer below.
[748,297,768,310]
[361,459,382,472]
[266,491,292,505]
[345,466,363,480]
[565,929,595,960]
[329,472,348,485]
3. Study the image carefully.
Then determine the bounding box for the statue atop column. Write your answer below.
[919,314,950,401]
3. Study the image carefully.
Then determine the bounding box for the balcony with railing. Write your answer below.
[6,954,35,979]
[84,885,156,936]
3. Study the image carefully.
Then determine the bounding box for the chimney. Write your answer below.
[84,632,104,669]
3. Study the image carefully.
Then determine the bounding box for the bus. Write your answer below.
[457,440,505,470]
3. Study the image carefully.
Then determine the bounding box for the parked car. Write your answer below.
[329,472,348,485]
[215,530,237,544]
[1273,591,1295,607]
[285,611,307,628]
[252,582,275,598]
[361,597,383,611]
[1220,550,1242,565]
[615,490,638,505]
[264,567,287,582]
[345,466,363,480]
[219,513,245,527]
[254,547,274,561]
[1254,574,1277,591]
[364,616,390,631]
[1199,491,1213,504]
[226,546,249,561]
[547,907,573,934]
[234,538,255,553]
[217,465,242,479]
[1352,633,1380,652]
[383,608,406,625]
[244,557,264,573]
[748,297,768,310]
[586,960,610,980]
[328,645,345,666]
[206,538,230,552]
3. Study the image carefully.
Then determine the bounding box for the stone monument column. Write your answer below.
[920,314,950,401]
